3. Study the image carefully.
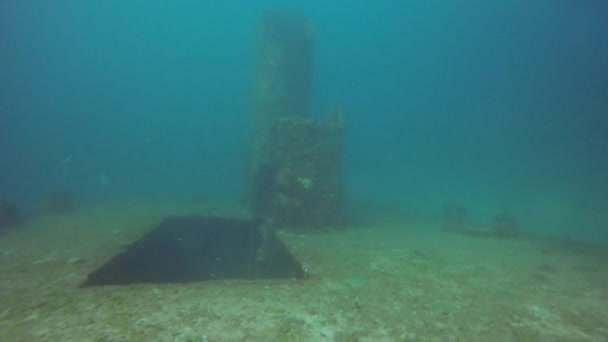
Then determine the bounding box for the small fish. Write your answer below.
[99,172,110,186]
[60,155,72,164]
[56,156,72,182]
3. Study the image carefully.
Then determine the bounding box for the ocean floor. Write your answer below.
[0,200,607,341]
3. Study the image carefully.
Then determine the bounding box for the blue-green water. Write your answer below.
[1,1,607,241]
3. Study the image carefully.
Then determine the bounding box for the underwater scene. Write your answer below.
[1,1,607,340]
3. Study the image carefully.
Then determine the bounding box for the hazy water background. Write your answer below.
[1,1,607,241]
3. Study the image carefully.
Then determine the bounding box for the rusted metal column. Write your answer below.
[253,10,314,134]
[247,10,343,229]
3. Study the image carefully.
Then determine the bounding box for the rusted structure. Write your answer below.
[247,10,343,229]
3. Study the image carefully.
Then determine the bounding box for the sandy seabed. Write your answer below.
[0,200,606,341]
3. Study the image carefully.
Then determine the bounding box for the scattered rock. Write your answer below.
[537,263,557,273]
[41,191,75,215]
[67,256,83,264]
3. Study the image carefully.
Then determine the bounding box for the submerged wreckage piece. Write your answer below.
[82,216,306,286]
[247,10,343,230]
[0,199,18,229]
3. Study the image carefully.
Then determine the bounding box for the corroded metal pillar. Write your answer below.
[247,10,343,229]
[253,10,314,135]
